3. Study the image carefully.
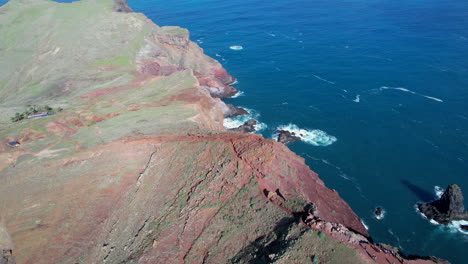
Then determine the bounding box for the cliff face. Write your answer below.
[0,1,444,264]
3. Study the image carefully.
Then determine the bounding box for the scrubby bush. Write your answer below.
[11,105,63,122]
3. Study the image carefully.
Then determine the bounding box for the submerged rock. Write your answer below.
[229,119,256,133]
[277,130,301,144]
[461,225,468,231]
[418,184,468,224]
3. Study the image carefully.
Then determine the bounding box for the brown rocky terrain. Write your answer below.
[0,0,447,263]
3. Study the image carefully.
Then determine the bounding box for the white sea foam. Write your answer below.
[274,124,337,146]
[434,186,444,198]
[353,95,360,103]
[254,122,268,131]
[374,208,386,220]
[448,220,468,235]
[380,86,443,103]
[415,203,468,235]
[312,74,335,84]
[215,53,222,57]
[230,90,244,98]
[223,108,267,133]
[229,79,239,85]
[361,220,369,230]
[230,45,243,50]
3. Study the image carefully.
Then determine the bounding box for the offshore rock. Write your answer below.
[277,130,301,144]
[374,207,383,218]
[229,119,256,133]
[418,184,468,224]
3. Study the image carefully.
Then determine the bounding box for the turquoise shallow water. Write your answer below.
[126,0,467,262]
[2,0,467,262]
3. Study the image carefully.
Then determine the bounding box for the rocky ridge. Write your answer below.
[0,0,447,263]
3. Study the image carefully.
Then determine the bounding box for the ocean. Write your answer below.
[3,0,468,262]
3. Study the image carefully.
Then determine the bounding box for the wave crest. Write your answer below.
[275,124,337,146]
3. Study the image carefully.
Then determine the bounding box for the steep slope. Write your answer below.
[0,0,446,263]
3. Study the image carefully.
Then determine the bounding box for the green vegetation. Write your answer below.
[318,231,326,239]
[11,104,63,122]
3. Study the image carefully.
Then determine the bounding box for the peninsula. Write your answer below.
[0,0,447,263]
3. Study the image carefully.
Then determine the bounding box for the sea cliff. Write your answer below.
[0,0,447,263]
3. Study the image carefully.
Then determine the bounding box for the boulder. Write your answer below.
[229,119,256,133]
[418,184,468,224]
[277,130,301,144]
[374,207,383,218]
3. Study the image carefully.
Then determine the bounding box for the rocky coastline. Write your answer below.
[0,0,449,263]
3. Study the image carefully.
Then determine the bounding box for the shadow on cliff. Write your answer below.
[401,180,435,201]
[228,216,305,264]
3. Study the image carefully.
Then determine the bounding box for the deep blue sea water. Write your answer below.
[2,0,467,262]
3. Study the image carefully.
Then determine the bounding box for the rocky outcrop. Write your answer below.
[277,130,301,144]
[0,250,15,264]
[221,103,248,118]
[229,119,256,133]
[375,207,383,218]
[418,184,468,224]
[114,0,132,12]
[0,220,14,264]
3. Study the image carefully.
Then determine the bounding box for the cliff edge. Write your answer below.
[0,0,446,263]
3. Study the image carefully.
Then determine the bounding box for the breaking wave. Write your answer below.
[274,124,337,146]
[448,220,468,235]
[434,186,444,198]
[230,45,243,50]
[361,220,369,231]
[223,108,267,133]
[415,204,468,235]
[230,91,244,98]
[374,208,386,220]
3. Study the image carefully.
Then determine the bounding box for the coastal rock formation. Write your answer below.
[0,0,446,263]
[221,103,248,118]
[277,130,301,144]
[374,207,384,219]
[229,119,257,133]
[418,184,468,224]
